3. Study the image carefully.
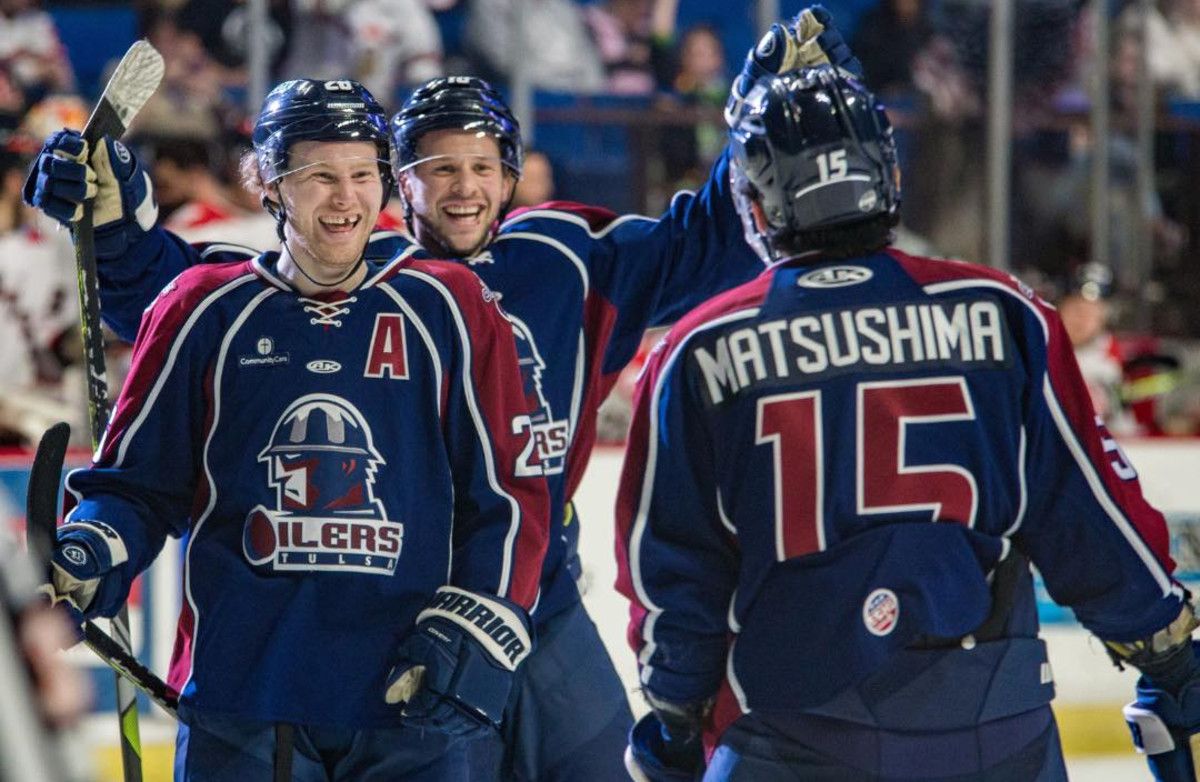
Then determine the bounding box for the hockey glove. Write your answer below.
[1114,607,1200,782]
[23,130,158,258]
[725,5,863,127]
[384,586,533,729]
[46,520,129,624]
[624,695,709,782]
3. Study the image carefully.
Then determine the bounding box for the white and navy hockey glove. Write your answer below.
[625,694,710,782]
[385,586,533,729]
[46,520,129,624]
[1111,606,1200,782]
[725,5,863,127]
[23,129,158,258]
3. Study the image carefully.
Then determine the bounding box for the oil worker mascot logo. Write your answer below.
[243,393,404,574]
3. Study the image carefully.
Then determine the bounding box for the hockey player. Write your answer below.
[617,64,1199,781]
[29,79,549,780]
[22,10,859,779]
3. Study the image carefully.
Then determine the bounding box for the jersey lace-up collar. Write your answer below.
[300,295,357,327]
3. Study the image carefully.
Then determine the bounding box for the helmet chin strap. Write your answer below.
[268,194,367,290]
[282,238,367,290]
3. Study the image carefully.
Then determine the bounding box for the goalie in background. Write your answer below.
[617,65,1197,781]
[22,77,549,781]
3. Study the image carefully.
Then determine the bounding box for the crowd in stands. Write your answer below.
[4,0,1200,446]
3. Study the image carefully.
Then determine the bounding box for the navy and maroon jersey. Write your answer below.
[90,151,762,621]
[66,252,549,728]
[615,249,1183,747]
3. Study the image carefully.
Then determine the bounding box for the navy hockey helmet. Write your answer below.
[729,65,900,261]
[252,78,395,207]
[391,76,523,176]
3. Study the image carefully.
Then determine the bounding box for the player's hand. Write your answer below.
[1124,641,1200,782]
[725,5,863,127]
[384,586,533,730]
[46,520,129,624]
[23,129,96,225]
[624,711,705,782]
[23,129,158,258]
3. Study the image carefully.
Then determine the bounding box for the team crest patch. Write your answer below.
[863,588,899,636]
[797,265,873,289]
[243,393,403,575]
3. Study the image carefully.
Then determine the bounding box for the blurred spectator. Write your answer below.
[465,0,604,92]
[512,149,555,207]
[1124,0,1200,100]
[0,0,74,104]
[1057,263,1138,431]
[596,327,664,443]
[132,10,228,142]
[654,23,726,192]
[582,0,655,94]
[279,0,444,102]
[172,0,291,79]
[853,0,931,97]
[0,142,79,445]
[1014,23,1186,282]
[142,135,277,250]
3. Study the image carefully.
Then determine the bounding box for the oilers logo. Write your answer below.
[243,393,404,575]
[507,314,568,477]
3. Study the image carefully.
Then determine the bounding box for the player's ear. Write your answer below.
[397,170,414,204]
[502,169,518,203]
[749,198,770,233]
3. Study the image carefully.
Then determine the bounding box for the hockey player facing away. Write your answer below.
[618,65,1199,782]
[21,10,859,780]
[30,79,549,780]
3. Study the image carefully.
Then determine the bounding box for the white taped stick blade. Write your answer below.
[98,40,165,130]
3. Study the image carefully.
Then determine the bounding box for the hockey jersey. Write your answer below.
[616,249,1183,746]
[66,252,549,728]
[91,151,761,621]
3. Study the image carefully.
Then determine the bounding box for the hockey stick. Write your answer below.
[24,424,181,720]
[71,40,165,782]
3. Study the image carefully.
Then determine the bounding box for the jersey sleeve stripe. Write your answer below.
[621,307,760,683]
[923,278,1174,595]
[182,287,277,696]
[397,267,524,598]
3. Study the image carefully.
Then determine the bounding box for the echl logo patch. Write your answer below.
[862,588,900,637]
[242,393,404,575]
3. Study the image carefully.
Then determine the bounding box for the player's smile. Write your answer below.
[275,140,384,289]
[401,128,517,258]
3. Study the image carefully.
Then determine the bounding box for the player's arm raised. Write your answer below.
[23,130,208,341]
[385,264,550,731]
[572,6,861,384]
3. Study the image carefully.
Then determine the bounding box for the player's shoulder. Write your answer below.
[886,248,1040,300]
[156,258,257,309]
[663,269,774,351]
[500,200,624,237]
[381,257,501,315]
[140,259,258,342]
